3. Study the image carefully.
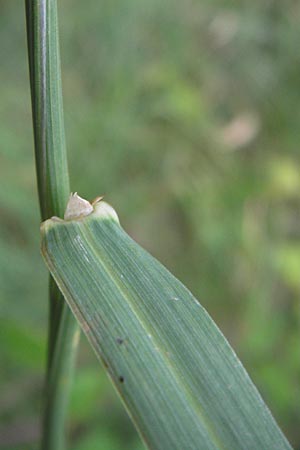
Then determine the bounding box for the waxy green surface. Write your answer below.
[41,201,291,450]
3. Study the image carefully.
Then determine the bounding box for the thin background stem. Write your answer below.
[25,1,79,449]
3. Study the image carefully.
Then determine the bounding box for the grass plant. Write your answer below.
[24,1,293,449]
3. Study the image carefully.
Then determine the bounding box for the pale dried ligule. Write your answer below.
[64,192,93,220]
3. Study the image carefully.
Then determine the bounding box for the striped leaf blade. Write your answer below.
[41,200,291,450]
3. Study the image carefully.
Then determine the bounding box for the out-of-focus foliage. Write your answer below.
[0,1,299,449]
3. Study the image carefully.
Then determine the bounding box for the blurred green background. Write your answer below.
[1,1,300,449]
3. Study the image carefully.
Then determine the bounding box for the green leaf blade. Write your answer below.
[41,202,291,450]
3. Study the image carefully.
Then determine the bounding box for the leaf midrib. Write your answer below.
[80,218,223,450]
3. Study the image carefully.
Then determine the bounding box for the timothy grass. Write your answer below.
[0,1,299,448]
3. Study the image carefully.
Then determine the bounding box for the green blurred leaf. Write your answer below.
[70,367,109,422]
[73,429,128,450]
[1,319,45,369]
[274,244,300,289]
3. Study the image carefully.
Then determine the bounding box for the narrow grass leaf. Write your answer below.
[41,200,291,450]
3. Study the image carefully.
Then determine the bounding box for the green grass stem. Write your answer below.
[25,1,79,449]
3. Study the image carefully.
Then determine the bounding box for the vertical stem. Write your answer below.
[25,1,79,449]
